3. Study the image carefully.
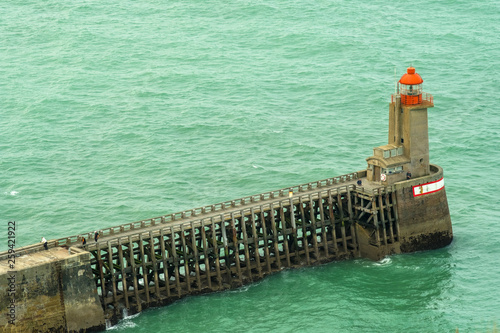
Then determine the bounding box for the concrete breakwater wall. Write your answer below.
[0,165,452,332]
[0,247,105,332]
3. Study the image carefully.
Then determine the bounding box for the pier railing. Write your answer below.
[82,184,360,251]
[391,92,433,104]
[51,171,363,245]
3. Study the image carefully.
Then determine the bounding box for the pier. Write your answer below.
[0,67,453,332]
[0,167,449,331]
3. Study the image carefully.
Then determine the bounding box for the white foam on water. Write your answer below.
[106,312,140,331]
[373,257,392,266]
[4,190,19,196]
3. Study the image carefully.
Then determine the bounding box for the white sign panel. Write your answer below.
[413,178,444,197]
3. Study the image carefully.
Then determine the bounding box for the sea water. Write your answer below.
[1,0,499,331]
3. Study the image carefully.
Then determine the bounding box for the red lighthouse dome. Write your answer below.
[399,67,423,105]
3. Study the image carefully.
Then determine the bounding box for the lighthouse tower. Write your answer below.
[366,67,434,184]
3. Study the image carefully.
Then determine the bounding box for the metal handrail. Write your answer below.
[391,92,433,104]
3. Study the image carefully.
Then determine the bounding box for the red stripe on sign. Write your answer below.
[412,177,444,197]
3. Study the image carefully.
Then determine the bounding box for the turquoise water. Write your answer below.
[1,0,500,331]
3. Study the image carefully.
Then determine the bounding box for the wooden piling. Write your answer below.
[128,235,141,312]
[180,224,191,293]
[280,202,292,267]
[336,192,348,252]
[240,213,252,280]
[385,193,395,243]
[308,195,320,260]
[117,239,130,309]
[378,195,388,245]
[347,188,357,249]
[96,243,106,304]
[318,194,329,257]
[250,208,263,278]
[200,220,212,289]
[191,222,202,291]
[391,191,401,241]
[230,213,243,285]
[269,203,281,270]
[259,207,272,273]
[107,242,118,307]
[210,218,223,289]
[138,233,151,304]
[148,231,161,299]
[299,197,311,265]
[159,229,171,297]
[328,190,338,252]
[371,199,381,246]
[289,199,300,262]
[169,226,182,297]
[220,215,232,284]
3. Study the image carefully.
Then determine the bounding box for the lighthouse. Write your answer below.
[366,67,434,184]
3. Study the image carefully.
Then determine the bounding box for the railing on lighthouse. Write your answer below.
[391,92,433,104]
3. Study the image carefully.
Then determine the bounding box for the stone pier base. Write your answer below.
[0,247,105,332]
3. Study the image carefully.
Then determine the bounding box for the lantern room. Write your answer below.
[399,67,423,105]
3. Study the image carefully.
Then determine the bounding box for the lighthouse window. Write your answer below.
[382,147,403,159]
[401,84,422,96]
[382,168,393,174]
[382,166,404,175]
